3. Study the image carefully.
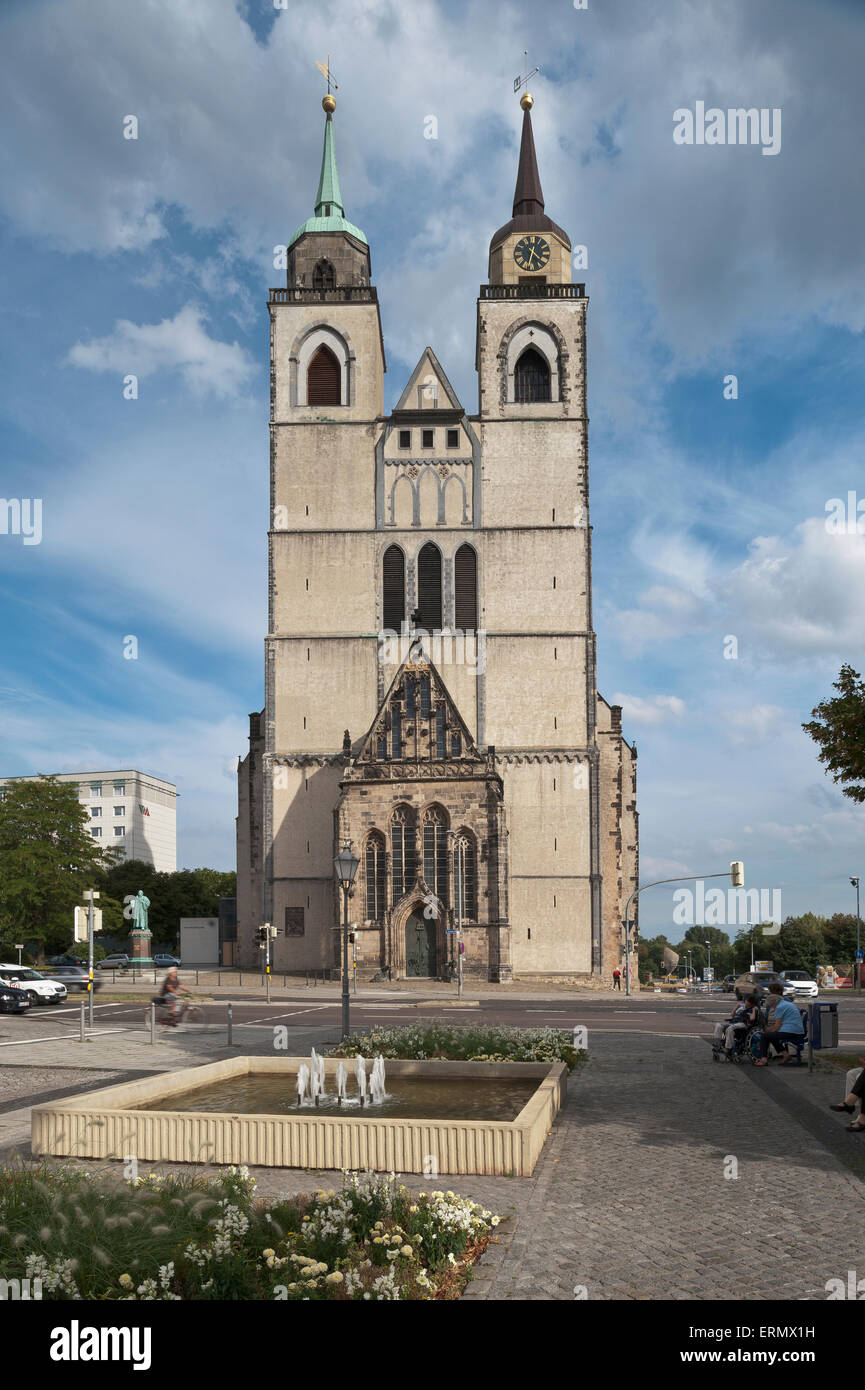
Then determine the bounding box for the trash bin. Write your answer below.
[810,1001,839,1049]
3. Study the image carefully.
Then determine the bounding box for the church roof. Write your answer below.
[489,102,570,251]
[392,347,463,414]
[288,110,369,250]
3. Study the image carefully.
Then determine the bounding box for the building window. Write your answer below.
[392,706,402,759]
[421,429,434,450]
[454,835,477,920]
[285,907,305,937]
[113,781,125,795]
[376,733,388,760]
[446,428,459,449]
[90,782,102,796]
[454,544,478,631]
[91,807,101,818]
[91,827,102,838]
[114,805,124,816]
[398,429,411,450]
[391,810,416,901]
[365,835,386,921]
[416,543,442,630]
[114,826,125,838]
[423,808,449,905]
[420,672,431,718]
[515,346,551,403]
[451,732,462,757]
[312,259,335,290]
[382,545,405,632]
[307,344,341,405]
[435,705,446,758]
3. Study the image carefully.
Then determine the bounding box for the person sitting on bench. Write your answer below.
[754,983,805,1066]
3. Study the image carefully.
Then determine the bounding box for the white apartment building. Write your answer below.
[0,769,177,872]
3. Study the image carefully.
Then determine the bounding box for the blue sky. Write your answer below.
[1,0,864,936]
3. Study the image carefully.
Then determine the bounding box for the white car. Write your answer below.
[0,966,67,1005]
[779,970,819,999]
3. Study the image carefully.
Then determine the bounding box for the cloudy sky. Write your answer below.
[1,0,863,935]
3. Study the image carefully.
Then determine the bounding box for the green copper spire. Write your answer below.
[314,113,344,217]
[288,97,368,250]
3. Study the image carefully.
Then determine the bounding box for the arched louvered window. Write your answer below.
[515,347,551,403]
[423,808,449,906]
[391,809,417,901]
[454,833,477,921]
[382,546,405,632]
[416,543,442,630]
[312,259,335,290]
[307,345,341,405]
[454,544,478,631]
[365,834,386,921]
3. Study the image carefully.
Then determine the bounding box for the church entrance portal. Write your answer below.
[405,911,437,977]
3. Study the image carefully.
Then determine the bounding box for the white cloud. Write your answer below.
[66,304,256,398]
[612,693,685,725]
[721,704,784,745]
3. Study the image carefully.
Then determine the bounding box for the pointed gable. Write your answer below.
[352,641,483,774]
[393,347,463,414]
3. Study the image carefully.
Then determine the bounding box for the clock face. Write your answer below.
[513,235,551,272]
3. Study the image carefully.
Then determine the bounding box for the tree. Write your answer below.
[768,914,827,976]
[0,777,119,962]
[803,665,865,802]
[97,862,237,945]
[681,926,733,977]
[823,913,860,971]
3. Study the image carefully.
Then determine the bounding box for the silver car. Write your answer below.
[733,970,795,1002]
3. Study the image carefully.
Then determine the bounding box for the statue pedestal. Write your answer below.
[130,929,154,968]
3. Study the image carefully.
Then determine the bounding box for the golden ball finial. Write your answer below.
[322,93,336,114]
[520,91,534,111]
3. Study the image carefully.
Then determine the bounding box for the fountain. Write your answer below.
[296,1063,309,1107]
[32,1051,568,1176]
[370,1055,386,1105]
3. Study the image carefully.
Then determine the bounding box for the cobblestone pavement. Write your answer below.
[463,1032,865,1301]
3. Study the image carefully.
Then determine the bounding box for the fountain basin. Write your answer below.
[31,1056,567,1177]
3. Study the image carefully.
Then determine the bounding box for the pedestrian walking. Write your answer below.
[612,968,622,991]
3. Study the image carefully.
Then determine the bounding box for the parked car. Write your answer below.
[49,965,103,994]
[722,973,737,993]
[95,953,131,971]
[732,970,795,1002]
[0,984,30,1015]
[47,953,87,967]
[778,969,819,999]
[153,954,181,969]
[0,966,67,1005]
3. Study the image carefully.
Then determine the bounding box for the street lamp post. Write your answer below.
[333,839,360,1041]
[851,877,861,994]
[704,940,712,989]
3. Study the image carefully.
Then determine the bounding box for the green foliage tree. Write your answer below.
[803,664,865,802]
[0,777,119,962]
[767,914,827,976]
[823,913,859,971]
[680,925,733,977]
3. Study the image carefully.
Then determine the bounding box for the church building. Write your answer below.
[236,87,638,982]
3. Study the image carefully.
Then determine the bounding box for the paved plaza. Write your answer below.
[2,1020,863,1301]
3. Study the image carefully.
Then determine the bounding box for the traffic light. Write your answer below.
[255,927,268,943]
[268,924,278,939]
[730,861,744,888]
[348,932,355,944]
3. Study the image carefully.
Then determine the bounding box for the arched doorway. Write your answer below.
[405,909,437,977]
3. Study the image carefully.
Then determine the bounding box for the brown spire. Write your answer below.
[512,105,545,219]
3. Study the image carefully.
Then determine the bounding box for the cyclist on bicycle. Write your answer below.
[159,967,190,1024]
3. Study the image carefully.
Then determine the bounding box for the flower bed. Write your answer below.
[0,1164,499,1301]
[329,1023,583,1071]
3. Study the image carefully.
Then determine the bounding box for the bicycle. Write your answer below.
[145,996,206,1029]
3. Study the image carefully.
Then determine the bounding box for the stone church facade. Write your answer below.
[236,91,638,982]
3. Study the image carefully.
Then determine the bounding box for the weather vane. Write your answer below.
[315,56,339,97]
[513,51,540,96]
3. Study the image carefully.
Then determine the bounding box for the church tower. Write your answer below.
[237,87,638,984]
